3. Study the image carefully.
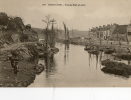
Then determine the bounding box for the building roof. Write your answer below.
[127,25,131,32]
[113,25,128,34]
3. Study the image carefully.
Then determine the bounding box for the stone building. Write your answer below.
[89,23,131,42]
[90,24,116,40]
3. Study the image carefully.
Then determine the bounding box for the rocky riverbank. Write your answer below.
[0,43,45,87]
[101,59,131,78]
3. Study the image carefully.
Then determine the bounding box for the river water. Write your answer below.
[29,43,131,87]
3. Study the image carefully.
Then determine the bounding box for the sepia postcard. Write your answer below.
[0,0,131,87]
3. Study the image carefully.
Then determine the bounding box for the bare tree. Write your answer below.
[42,15,57,48]
[42,15,52,30]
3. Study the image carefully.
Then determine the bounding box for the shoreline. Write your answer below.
[0,42,45,87]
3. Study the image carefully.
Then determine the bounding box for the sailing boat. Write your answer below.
[63,22,70,44]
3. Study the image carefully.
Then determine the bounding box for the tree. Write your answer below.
[7,17,17,30]
[13,17,25,31]
[25,24,31,30]
[7,17,25,31]
[0,12,9,26]
[42,15,56,48]
[42,15,52,30]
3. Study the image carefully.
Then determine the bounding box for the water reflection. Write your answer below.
[88,53,91,68]
[99,52,103,68]
[88,53,99,69]
[44,54,56,78]
[95,54,99,69]
[64,43,70,65]
[30,43,131,87]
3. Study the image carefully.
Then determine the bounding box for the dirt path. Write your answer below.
[0,42,36,52]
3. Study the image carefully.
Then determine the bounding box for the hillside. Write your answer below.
[0,12,38,45]
[32,28,43,34]
[32,27,89,39]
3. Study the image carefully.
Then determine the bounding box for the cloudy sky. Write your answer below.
[0,0,131,30]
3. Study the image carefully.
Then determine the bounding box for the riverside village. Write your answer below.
[1,11,131,87]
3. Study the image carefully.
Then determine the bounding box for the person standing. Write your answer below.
[9,51,20,74]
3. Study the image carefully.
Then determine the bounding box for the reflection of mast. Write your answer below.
[99,52,103,68]
[88,53,91,68]
[44,54,56,78]
[95,54,98,70]
[67,27,70,41]
[63,22,70,65]
[64,43,69,65]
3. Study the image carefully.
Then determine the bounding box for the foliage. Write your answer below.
[7,17,25,31]
[0,12,9,26]
[25,24,31,30]
[0,12,25,31]
[20,34,28,42]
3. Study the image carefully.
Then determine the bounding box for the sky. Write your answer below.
[0,0,131,31]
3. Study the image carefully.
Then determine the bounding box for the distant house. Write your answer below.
[90,24,116,40]
[89,22,131,42]
[112,25,127,34]
[127,25,131,35]
[110,24,128,41]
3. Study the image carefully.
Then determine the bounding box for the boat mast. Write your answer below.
[50,19,56,48]
[66,27,70,41]
[63,22,67,41]
[63,22,70,42]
